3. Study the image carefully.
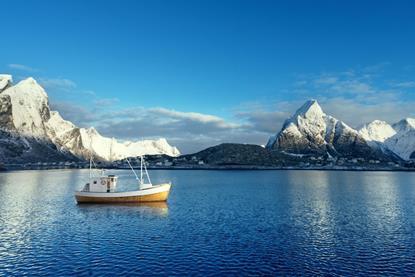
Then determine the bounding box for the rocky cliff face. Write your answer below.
[0,75,180,164]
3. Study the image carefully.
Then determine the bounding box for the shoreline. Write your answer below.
[2,164,415,172]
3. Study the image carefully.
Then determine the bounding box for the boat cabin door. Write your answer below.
[100,175,118,193]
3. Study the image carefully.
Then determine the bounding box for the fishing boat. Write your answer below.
[75,156,171,204]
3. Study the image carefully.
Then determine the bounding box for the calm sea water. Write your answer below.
[1,169,415,276]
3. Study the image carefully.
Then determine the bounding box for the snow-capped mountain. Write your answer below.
[266,100,389,160]
[2,77,51,137]
[46,110,180,161]
[359,118,415,160]
[0,75,180,163]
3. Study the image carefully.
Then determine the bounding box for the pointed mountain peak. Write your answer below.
[7,76,48,102]
[14,76,43,90]
[16,77,39,86]
[23,76,36,83]
[294,99,325,118]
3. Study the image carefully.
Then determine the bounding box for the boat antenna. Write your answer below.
[88,139,100,178]
[140,156,143,185]
[109,138,114,162]
[126,158,140,182]
[89,139,93,180]
[89,155,92,179]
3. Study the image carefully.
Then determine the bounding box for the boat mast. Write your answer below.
[127,156,152,189]
[140,156,144,186]
[109,138,115,162]
[142,156,152,186]
[87,139,101,179]
[89,139,93,180]
[89,155,92,179]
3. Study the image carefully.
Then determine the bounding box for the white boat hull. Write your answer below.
[75,183,171,203]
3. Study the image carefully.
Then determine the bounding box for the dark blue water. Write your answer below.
[1,169,415,276]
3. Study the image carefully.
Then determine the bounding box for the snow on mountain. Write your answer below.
[385,129,415,160]
[357,118,415,160]
[0,74,12,92]
[1,77,50,137]
[358,120,396,143]
[46,120,180,161]
[77,127,122,161]
[384,119,415,160]
[56,126,181,161]
[122,138,180,157]
[266,100,384,159]
[0,75,180,163]
[392,118,415,133]
[47,111,76,137]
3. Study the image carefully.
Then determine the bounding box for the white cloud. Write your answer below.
[392,81,415,88]
[331,80,374,94]
[149,107,240,129]
[236,110,290,133]
[314,76,338,85]
[8,63,38,72]
[83,90,97,96]
[49,101,97,127]
[320,98,415,128]
[39,77,77,91]
[48,100,253,153]
[302,72,376,95]
[94,97,119,106]
[93,107,252,153]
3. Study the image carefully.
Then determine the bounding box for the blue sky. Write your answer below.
[1,0,415,153]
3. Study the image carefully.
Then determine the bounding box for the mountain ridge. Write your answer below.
[358,118,415,160]
[266,100,385,160]
[0,75,180,164]
[266,100,415,162]
[1,73,414,168]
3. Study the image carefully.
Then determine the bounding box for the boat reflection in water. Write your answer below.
[77,201,169,217]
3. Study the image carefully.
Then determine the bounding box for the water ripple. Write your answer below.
[0,169,415,275]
